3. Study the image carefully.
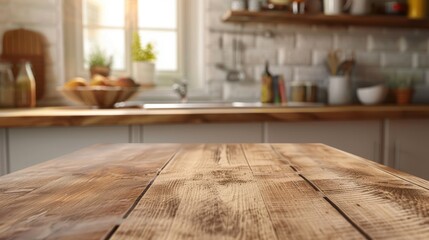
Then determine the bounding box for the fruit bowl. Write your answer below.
[60,86,140,109]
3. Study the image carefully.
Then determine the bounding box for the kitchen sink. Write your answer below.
[115,101,324,109]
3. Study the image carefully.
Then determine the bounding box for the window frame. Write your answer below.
[64,0,205,92]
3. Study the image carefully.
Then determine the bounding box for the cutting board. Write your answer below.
[1,29,45,100]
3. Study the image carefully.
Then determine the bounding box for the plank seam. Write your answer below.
[323,197,372,240]
[104,147,181,240]
[240,144,280,240]
[271,145,373,240]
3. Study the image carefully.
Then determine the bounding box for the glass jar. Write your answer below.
[231,0,246,11]
[291,81,306,102]
[0,62,15,108]
[15,61,36,108]
[305,82,318,102]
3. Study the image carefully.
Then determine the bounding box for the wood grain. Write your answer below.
[0,144,179,239]
[1,144,428,239]
[272,144,429,239]
[223,11,429,29]
[1,105,429,128]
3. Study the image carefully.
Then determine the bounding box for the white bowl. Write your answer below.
[357,85,388,105]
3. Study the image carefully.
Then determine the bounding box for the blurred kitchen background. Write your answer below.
[0,0,428,104]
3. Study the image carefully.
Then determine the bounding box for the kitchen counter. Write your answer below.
[0,143,428,239]
[1,105,429,127]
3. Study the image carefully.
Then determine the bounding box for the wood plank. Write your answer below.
[273,144,429,239]
[0,144,180,240]
[241,144,365,239]
[223,11,429,29]
[2,105,429,128]
[112,144,278,240]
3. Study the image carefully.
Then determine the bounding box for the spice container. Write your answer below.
[15,61,36,108]
[305,82,318,102]
[291,81,306,102]
[0,62,15,108]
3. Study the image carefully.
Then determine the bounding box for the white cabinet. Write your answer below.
[387,119,429,180]
[266,121,383,162]
[8,126,130,172]
[142,123,263,143]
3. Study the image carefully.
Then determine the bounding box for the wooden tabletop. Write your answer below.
[0,144,428,239]
[2,105,429,128]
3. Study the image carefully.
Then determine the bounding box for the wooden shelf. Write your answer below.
[223,11,429,29]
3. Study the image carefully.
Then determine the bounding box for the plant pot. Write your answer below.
[90,66,110,78]
[393,88,413,105]
[132,62,155,87]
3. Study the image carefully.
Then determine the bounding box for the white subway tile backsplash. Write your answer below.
[294,66,328,83]
[417,54,429,68]
[245,48,277,65]
[381,53,413,68]
[206,0,230,11]
[403,35,429,52]
[355,52,381,67]
[312,50,329,66]
[278,48,311,65]
[334,34,368,50]
[10,7,56,25]
[296,33,333,50]
[369,35,401,52]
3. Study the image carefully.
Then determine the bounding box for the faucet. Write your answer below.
[172,80,188,103]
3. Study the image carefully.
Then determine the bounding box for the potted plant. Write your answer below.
[87,47,113,78]
[388,75,414,105]
[131,32,157,87]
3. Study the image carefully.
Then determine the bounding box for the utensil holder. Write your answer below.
[328,76,352,105]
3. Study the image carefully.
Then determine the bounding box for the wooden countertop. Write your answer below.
[0,144,428,239]
[1,105,429,127]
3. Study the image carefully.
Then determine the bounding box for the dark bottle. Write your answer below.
[15,61,36,108]
[261,61,273,103]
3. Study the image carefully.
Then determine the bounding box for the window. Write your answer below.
[64,0,204,88]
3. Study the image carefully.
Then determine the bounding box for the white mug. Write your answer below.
[324,0,345,15]
[349,0,371,15]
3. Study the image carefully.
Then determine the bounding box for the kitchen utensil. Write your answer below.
[357,84,388,105]
[327,50,340,76]
[227,38,245,82]
[337,59,356,76]
[1,29,45,100]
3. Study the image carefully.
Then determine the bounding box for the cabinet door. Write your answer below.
[388,119,429,180]
[142,123,263,143]
[9,126,130,172]
[266,121,382,162]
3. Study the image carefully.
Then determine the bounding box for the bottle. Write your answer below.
[0,62,15,108]
[268,0,291,10]
[261,61,273,103]
[15,61,36,108]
